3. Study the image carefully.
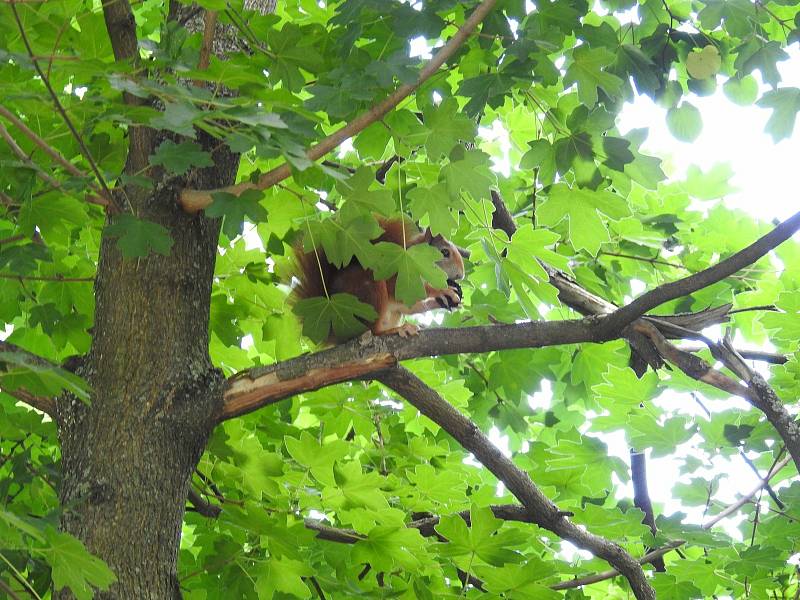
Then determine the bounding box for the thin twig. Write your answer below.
[702,454,793,529]
[551,541,685,590]
[0,104,96,182]
[178,0,499,212]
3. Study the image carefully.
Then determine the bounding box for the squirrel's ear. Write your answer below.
[421,227,433,242]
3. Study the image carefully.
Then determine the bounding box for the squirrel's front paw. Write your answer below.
[435,281,462,310]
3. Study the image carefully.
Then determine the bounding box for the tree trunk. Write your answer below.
[55,135,239,599]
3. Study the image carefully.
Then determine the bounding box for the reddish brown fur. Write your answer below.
[290,217,465,342]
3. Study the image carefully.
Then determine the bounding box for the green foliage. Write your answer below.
[1,0,800,597]
[206,189,269,240]
[104,215,174,258]
[149,140,214,175]
[292,294,377,343]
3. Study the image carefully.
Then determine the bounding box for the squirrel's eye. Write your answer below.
[441,248,450,258]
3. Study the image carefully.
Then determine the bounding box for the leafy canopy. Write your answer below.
[1,0,799,598]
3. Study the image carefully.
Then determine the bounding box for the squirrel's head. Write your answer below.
[422,228,469,281]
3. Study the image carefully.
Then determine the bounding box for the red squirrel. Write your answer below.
[292,218,468,341]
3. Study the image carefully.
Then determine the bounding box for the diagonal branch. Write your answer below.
[551,540,685,591]
[711,337,800,472]
[376,366,655,600]
[9,2,120,211]
[177,0,499,213]
[0,104,97,182]
[633,321,800,472]
[598,210,800,337]
[702,454,793,529]
[0,120,109,208]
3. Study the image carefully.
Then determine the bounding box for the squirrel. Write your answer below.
[291,217,468,342]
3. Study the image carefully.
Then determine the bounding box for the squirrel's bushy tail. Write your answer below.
[289,245,336,304]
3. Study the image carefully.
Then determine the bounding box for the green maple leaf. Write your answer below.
[436,506,527,566]
[738,40,789,88]
[255,556,312,599]
[149,102,201,138]
[629,413,695,458]
[441,149,495,202]
[756,87,800,142]
[506,225,571,278]
[424,97,477,157]
[104,214,174,258]
[351,526,427,572]
[292,293,377,344]
[284,431,349,486]
[335,167,395,215]
[623,129,666,189]
[593,364,660,413]
[406,182,461,236]
[324,461,389,511]
[206,189,268,239]
[537,184,630,255]
[564,45,623,108]
[149,140,213,175]
[42,528,117,600]
[371,242,448,305]
[310,211,383,269]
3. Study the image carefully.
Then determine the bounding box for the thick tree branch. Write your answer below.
[376,366,655,600]
[2,388,55,417]
[178,0,499,213]
[100,0,140,63]
[220,318,610,421]
[220,302,735,422]
[598,210,800,336]
[680,347,787,365]
[634,321,800,473]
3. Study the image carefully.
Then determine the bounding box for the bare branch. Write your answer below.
[0,577,23,600]
[632,320,751,398]
[1,387,55,417]
[712,337,800,472]
[376,366,655,600]
[178,0,500,213]
[598,210,800,336]
[0,119,108,208]
[187,487,222,518]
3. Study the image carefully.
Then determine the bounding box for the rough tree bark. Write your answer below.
[54,132,240,598]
